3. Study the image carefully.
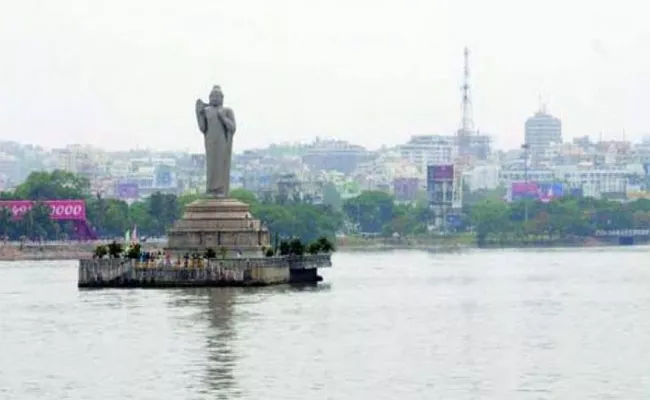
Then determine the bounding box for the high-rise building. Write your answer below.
[525,108,562,164]
[399,135,456,171]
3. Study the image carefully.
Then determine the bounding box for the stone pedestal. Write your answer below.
[166,198,270,257]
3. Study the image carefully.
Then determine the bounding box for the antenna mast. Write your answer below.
[458,46,474,157]
[452,46,474,211]
[460,48,474,130]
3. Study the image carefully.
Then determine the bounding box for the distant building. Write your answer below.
[399,135,456,171]
[525,108,562,165]
[467,134,492,161]
[301,139,371,174]
[465,165,500,191]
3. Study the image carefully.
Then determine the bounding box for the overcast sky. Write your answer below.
[0,0,648,153]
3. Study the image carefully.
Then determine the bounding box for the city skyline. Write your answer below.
[1,0,649,152]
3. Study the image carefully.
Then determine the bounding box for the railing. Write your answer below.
[594,229,650,237]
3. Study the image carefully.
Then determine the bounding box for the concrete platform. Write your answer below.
[77,255,332,288]
[166,197,270,257]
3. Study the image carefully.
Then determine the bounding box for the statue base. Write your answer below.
[166,197,270,257]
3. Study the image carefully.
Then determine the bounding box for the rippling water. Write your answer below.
[1,248,650,399]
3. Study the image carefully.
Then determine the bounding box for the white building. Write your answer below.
[398,135,456,171]
[499,169,555,184]
[525,108,562,164]
[499,163,644,198]
[465,165,500,191]
[52,145,108,176]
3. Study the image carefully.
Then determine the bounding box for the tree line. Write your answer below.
[0,170,344,242]
[469,196,650,245]
[3,170,650,245]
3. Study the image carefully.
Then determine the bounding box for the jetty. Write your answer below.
[78,254,332,288]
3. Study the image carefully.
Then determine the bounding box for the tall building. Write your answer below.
[399,135,456,171]
[525,108,562,165]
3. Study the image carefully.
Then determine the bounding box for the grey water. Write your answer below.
[1,248,649,399]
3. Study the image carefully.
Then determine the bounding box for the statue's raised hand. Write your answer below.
[195,99,208,134]
[196,99,207,113]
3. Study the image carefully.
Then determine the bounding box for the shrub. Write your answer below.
[288,238,305,256]
[94,245,108,259]
[218,247,228,259]
[265,247,275,257]
[126,243,142,259]
[307,242,320,255]
[204,247,217,259]
[107,241,123,259]
[316,236,335,253]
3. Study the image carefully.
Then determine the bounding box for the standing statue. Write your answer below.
[195,85,237,197]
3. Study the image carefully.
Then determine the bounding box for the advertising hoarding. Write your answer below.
[537,182,564,203]
[446,214,462,228]
[0,200,87,220]
[117,183,139,199]
[427,164,454,182]
[511,182,539,201]
[511,182,565,202]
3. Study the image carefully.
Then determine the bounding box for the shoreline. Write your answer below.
[1,236,645,261]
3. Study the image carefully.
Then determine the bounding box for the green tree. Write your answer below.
[145,192,180,235]
[0,206,15,238]
[470,199,510,245]
[86,196,130,237]
[14,170,89,200]
[343,191,394,234]
[230,188,258,206]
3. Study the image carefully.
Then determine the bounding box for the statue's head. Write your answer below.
[208,85,224,106]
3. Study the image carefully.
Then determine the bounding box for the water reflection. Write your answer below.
[168,284,332,399]
[203,288,241,399]
[170,288,241,399]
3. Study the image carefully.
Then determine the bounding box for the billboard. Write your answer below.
[537,182,564,203]
[117,183,139,199]
[427,164,454,181]
[511,182,564,202]
[0,200,87,221]
[446,214,462,228]
[511,182,539,201]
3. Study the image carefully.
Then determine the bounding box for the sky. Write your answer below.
[1,0,649,153]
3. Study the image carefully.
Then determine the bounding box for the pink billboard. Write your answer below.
[427,164,454,181]
[0,200,87,221]
[511,182,538,201]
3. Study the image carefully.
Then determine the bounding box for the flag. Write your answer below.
[132,225,138,244]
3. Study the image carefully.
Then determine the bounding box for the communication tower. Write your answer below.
[452,46,475,209]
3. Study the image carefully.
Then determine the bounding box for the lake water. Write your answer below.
[1,248,649,399]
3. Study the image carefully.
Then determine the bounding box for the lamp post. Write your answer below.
[521,144,529,222]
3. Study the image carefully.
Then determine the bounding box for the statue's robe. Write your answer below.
[196,104,236,197]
